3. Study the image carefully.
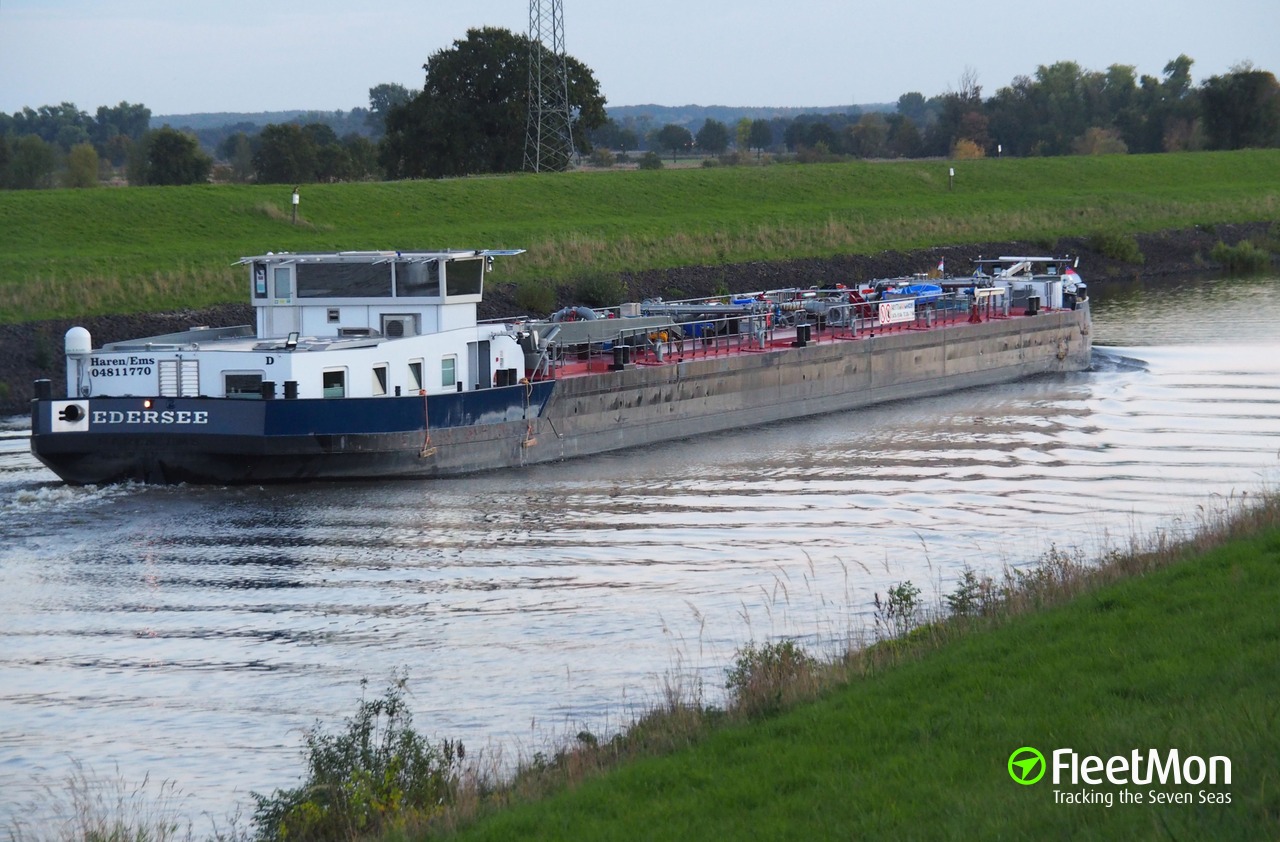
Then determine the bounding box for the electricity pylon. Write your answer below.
[523,0,574,172]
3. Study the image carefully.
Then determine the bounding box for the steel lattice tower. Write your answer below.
[523,0,574,172]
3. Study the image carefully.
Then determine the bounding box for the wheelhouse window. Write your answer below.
[395,260,441,297]
[225,373,264,399]
[441,356,457,389]
[322,369,346,398]
[297,263,392,298]
[444,258,483,297]
[272,266,292,299]
[372,364,388,397]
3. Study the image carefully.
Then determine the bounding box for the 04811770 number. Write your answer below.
[90,366,153,377]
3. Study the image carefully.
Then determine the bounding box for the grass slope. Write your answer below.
[452,528,1280,840]
[1,150,1278,322]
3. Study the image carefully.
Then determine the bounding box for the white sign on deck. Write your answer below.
[878,299,916,325]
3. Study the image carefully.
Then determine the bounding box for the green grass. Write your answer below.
[446,522,1280,840]
[2,150,1278,322]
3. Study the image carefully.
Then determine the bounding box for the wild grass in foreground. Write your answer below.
[3,758,248,842]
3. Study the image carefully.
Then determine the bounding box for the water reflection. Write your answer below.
[1,275,1278,827]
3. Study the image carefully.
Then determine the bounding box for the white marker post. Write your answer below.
[291,187,300,225]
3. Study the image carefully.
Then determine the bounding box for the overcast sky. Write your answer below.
[3,0,1277,117]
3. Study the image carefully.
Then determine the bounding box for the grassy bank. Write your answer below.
[1,150,1278,322]
[419,497,1280,841]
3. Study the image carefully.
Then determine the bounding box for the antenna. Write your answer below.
[524,0,575,172]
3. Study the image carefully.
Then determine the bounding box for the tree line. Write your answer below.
[2,39,1277,190]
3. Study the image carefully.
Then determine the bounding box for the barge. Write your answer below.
[31,250,1091,485]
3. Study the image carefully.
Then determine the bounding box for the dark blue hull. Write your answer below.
[31,383,556,485]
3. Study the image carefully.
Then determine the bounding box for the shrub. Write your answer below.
[251,674,461,841]
[515,280,557,315]
[725,639,818,717]
[1210,239,1271,275]
[587,148,616,168]
[951,138,985,160]
[1087,230,1145,264]
[637,151,663,170]
[572,274,624,308]
[873,580,923,640]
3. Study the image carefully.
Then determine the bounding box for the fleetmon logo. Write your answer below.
[1009,747,1047,785]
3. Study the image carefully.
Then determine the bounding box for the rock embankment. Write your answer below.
[2,223,1271,417]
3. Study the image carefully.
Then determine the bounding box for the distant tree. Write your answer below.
[0,136,10,187]
[253,124,318,184]
[10,102,93,151]
[896,92,931,126]
[366,83,412,138]
[1200,66,1280,149]
[92,102,151,151]
[748,119,773,158]
[885,113,922,158]
[7,135,58,188]
[65,142,100,187]
[847,113,889,158]
[654,124,693,161]
[588,118,640,153]
[141,127,212,185]
[343,134,379,179]
[695,118,730,154]
[381,27,606,178]
[219,132,255,182]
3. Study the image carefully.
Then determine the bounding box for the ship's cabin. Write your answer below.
[243,249,521,340]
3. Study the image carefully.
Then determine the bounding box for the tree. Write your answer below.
[253,124,318,184]
[366,83,412,138]
[848,113,889,158]
[654,124,693,162]
[1200,66,1280,149]
[140,127,211,185]
[219,132,255,182]
[695,118,730,154]
[7,135,58,188]
[92,102,151,152]
[0,136,10,187]
[65,142,100,187]
[748,119,773,158]
[381,27,606,178]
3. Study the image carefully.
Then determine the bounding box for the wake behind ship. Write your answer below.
[31,249,1091,484]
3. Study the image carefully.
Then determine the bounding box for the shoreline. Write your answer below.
[0,221,1272,417]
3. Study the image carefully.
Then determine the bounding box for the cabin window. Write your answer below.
[327,308,340,323]
[395,260,441,297]
[322,369,346,398]
[372,364,388,397]
[225,372,264,399]
[444,258,484,297]
[441,356,457,389]
[273,266,292,299]
[408,360,423,393]
[297,263,392,298]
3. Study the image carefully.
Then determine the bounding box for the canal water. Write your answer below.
[2,274,1278,830]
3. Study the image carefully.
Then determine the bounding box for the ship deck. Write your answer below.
[534,297,1042,381]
